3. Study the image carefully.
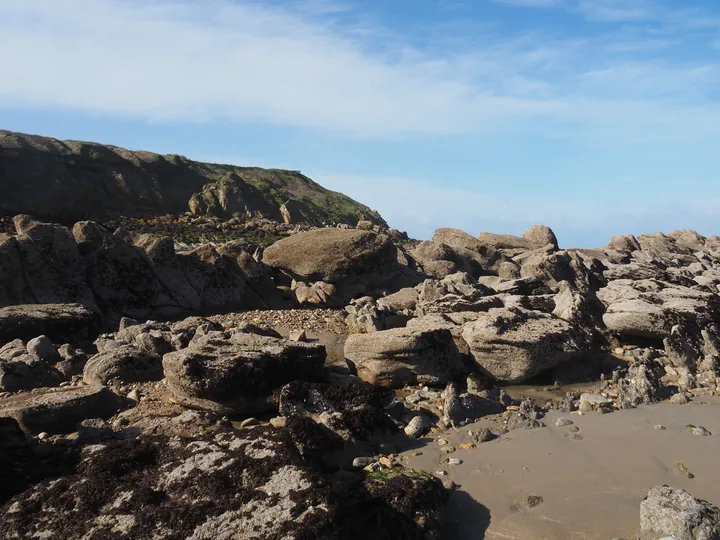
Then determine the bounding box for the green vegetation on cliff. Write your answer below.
[0,130,386,227]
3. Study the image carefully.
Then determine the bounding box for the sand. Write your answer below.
[404,397,720,540]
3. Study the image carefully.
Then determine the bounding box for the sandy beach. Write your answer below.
[405,397,720,540]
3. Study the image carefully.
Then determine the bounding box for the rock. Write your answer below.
[377,287,419,313]
[640,485,720,540]
[607,234,641,252]
[479,225,558,256]
[687,425,712,436]
[270,416,287,428]
[431,228,520,277]
[278,380,396,442]
[404,415,432,438]
[523,225,559,251]
[263,228,398,283]
[473,428,498,443]
[77,418,114,442]
[442,384,505,427]
[0,354,64,392]
[0,303,101,344]
[127,389,140,402]
[163,332,326,414]
[344,326,465,388]
[0,425,447,539]
[0,386,124,435]
[353,456,375,468]
[25,335,60,364]
[462,307,586,383]
[671,392,690,404]
[288,329,308,342]
[83,345,163,385]
[618,356,668,409]
[447,457,462,466]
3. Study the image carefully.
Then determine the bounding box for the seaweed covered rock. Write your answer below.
[279,380,397,442]
[344,326,465,388]
[0,425,447,540]
[462,307,586,383]
[162,331,326,414]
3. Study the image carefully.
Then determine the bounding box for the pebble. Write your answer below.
[379,457,393,469]
[687,425,712,436]
[127,389,140,402]
[404,415,432,438]
[655,425,667,431]
[555,418,574,427]
[447,458,462,466]
[269,416,287,428]
[459,443,475,450]
[352,457,375,468]
[436,470,448,476]
[677,463,695,479]
[410,451,423,457]
[440,446,456,454]
[240,418,258,428]
[443,480,457,490]
[38,432,49,440]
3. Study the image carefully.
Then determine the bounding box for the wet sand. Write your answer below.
[404,397,720,540]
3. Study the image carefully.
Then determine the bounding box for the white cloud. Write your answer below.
[0,0,719,142]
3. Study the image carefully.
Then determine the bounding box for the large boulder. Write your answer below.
[0,386,124,435]
[83,345,163,385]
[462,307,586,383]
[598,279,720,339]
[0,303,101,344]
[479,225,559,256]
[640,485,720,540]
[263,228,398,283]
[0,353,63,392]
[163,331,326,414]
[344,326,465,388]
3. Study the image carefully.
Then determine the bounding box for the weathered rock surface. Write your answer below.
[640,485,720,540]
[163,331,326,414]
[0,386,124,435]
[83,345,163,385]
[462,307,586,383]
[0,303,101,344]
[0,425,446,540]
[344,326,465,388]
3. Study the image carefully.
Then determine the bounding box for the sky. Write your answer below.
[1,0,719,247]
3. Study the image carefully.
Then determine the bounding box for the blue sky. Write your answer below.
[1,0,719,247]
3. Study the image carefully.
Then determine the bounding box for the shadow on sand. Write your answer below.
[442,490,492,540]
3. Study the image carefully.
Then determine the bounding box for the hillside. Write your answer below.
[0,130,386,227]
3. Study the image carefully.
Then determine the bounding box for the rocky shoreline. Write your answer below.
[1,215,719,539]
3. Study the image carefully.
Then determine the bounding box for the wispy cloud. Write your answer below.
[0,0,719,142]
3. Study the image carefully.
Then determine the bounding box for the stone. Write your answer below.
[687,425,712,436]
[83,345,163,386]
[404,415,432,438]
[288,329,308,342]
[473,428,498,443]
[671,392,690,405]
[0,354,64,392]
[0,386,124,435]
[442,386,505,428]
[353,456,375,468]
[0,303,101,344]
[462,307,586,383]
[163,332,326,415]
[263,228,398,284]
[640,485,720,540]
[26,335,60,364]
[344,326,465,388]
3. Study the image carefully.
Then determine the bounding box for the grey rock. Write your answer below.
[83,345,163,385]
[640,485,720,540]
[26,336,60,364]
[404,415,432,438]
[0,303,101,344]
[344,326,465,388]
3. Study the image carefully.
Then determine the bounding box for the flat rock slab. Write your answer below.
[0,386,124,435]
[0,303,101,344]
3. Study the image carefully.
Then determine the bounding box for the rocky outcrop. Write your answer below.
[462,307,586,383]
[83,345,163,386]
[0,303,101,344]
[0,425,446,540]
[479,225,559,256]
[344,326,465,388]
[162,331,326,414]
[0,129,386,227]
